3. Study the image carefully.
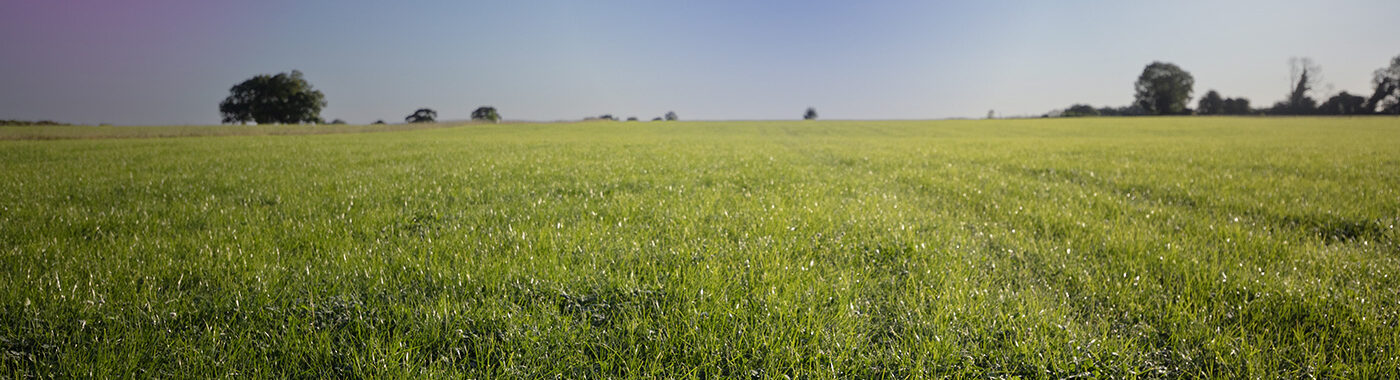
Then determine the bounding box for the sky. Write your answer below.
[2,0,1398,125]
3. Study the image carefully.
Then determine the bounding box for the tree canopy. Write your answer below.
[472,106,500,123]
[218,70,327,124]
[1134,62,1195,115]
[1196,90,1224,115]
[1319,92,1367,115]
[405,108,437,123]
[803,107,818,120]
[664,111,678,121]
[1222,97,1251,115]
[1367,55,1400,114]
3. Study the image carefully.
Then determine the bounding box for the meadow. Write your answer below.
[1,117,1397,378]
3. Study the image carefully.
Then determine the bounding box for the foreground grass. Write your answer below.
[1,117,1397,378]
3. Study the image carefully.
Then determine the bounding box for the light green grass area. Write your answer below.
[1,117,1398,378]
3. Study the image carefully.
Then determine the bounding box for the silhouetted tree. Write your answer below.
[1134,62,1195,115]
[472,106,500,123]
[1366,55,1400,114]
[1318,92,1367,115]
[1196,90,1224,115]
[405,108,437,123]
[804,107,818,120]
[372,120,386,125]
[627,116,638,121]
[219,70,326,124]
[1280,58,1320,115]
[664,111,678,121]
[1061,104,1099,117]
[986,110,995,119]
[329,119,347,124]
[1222,97,1252,115]
[652,117,663,121]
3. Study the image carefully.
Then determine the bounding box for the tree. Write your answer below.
[1280,58,1320,115]
[1222,97,1251,115]
[219,70,326,124]
[1318,92,1367,115]
[626,116,638,121]
[372,120,386,125]
[1061,104,1099,117]
[1134,62,1195,115]
[405,108,437,123]
[803,107,818,120]
[652,117,663,121]
[472,106,500,123]
[328,119,347,125]
[664,111,678,121]
[1196,90,1224,115]
[1366,55,1400,114]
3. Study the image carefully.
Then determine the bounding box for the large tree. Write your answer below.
[1366,55,1400,114]
[1197,90,1225,115]
[405,108,437,123]
[664,111,678,121]
[1281,58,1320,115]
[472,106,500,123]
[1134,62,1195,115]
[219,70,326,124]
[803,107,818,120]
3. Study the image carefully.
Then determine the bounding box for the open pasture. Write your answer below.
[2,117,1398,378]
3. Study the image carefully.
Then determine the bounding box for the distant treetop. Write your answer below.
[1134,62,1194,115]
[219,70,326,124]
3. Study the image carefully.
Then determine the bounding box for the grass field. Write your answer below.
[1,117,1398,378]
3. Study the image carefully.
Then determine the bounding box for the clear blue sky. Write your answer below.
[2,0,1398,125]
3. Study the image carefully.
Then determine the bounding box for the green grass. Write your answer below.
[1,117,1398,378]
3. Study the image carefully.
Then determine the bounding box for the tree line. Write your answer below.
[217,70,501,125]
[1047,55,1400,117]
[216,55,1399,125]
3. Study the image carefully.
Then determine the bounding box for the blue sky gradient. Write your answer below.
[2,0,1398,124]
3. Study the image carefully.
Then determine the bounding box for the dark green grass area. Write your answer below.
[1,117,1398,378]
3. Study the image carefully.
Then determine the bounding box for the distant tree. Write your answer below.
[1221,97,1252,115]
[472,106,500,123]
[803,107,818,120]
[1061,104,1099,117]
[1279,58,1320,115]
[219,70,326,124]
[652,117,663,121]
[626,116,638,121]
[986,110,995,119]
[1134,62,1195,115]
[405,108,437,123]
[1318,92,1367,115]
[1196,90,1224,115]
[1096,105,1145,116]
[329,118,347,124]
[1365,55,1400,114]
[599,114,617,121]
[664,111,678,121]
[372,119,386,125]
[0,119,70,126]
